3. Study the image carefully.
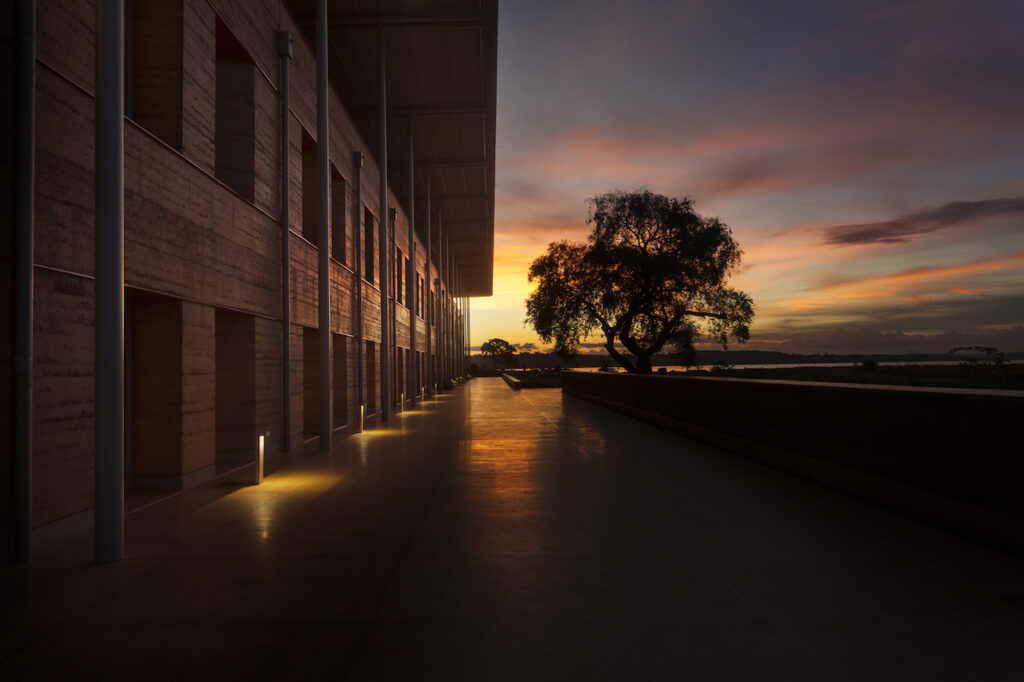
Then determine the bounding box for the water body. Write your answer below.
[576,360,1021,373]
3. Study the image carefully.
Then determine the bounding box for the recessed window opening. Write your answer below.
[331,167,346,263]
[364,208,375,284]
[301,128,318,245]
[215,17,256,200]
[127,0,183,148]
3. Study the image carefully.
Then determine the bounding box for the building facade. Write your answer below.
[2,0,498,561]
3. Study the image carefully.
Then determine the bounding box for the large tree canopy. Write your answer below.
[480,338,518,370]
[525,190,754,373]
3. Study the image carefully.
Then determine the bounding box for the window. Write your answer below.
[331,167,346,263]
[215,18,256,200]
[301,128,318,245]
[364,208,375,284]
[127,0,183,148]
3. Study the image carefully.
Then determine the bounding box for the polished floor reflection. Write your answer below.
[3,377,1024,680]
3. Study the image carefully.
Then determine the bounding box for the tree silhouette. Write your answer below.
[526,190,753,373]
[480,338,518,371]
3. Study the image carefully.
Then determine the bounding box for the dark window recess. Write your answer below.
[301,129,318,245]
[215,17,256,201]
[364,208,375,284]
[331,168,346,263]
[405,257,411,309]
[396,248,404,305]
[127,0,183,148]
[416,274,423,316]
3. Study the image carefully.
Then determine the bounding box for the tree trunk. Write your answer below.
[635,354,653,374]
[604,338,634,372]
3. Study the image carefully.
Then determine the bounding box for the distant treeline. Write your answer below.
[472,349,1024,369]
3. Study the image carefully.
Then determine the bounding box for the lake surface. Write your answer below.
[574,360,1020,373]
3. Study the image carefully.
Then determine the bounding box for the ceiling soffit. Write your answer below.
[286,0,498,296]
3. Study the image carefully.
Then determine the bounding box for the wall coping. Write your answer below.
[564,370,1024,399]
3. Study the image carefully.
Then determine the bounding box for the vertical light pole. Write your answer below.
[94,0,125,563]
[316,0,331,451]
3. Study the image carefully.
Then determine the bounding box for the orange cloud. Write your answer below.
[819,250,1024,292]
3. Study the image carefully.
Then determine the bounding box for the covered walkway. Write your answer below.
[3,377,1024,680]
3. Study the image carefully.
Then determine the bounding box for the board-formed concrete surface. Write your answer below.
[3,377,1024,680]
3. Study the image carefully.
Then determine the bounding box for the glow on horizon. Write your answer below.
[469,0,1024,356]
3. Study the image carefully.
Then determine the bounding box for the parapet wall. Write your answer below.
[562,371,1024,553]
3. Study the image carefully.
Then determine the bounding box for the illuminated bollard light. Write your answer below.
[358,403,365,433]
[255,434,265,485]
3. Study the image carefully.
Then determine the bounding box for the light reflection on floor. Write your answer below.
[4,378,1024,680]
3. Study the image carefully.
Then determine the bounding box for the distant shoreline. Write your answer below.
[474,349,1024,370]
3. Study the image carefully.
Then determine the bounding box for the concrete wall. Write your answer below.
[563,372,1024,553]
[12,0,452,533]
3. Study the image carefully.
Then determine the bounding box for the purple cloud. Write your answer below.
[824,198,1024,246]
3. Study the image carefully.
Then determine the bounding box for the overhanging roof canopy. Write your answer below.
[286,0,498,296]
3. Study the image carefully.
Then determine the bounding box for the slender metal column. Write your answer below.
[447,226,453,382]
[424,174,432,398]
[455,281,459,377]
[353,151,364,431]
[448,233,454,381]
[94,0,125,564]
[438,216,445,387]
[459,280,465,375]
[462,284,466,374]
[463,290,467,374]
[448,261,453,382]
[377,26,390,422]
[407,126,416,406]
[277,31,292,452]
[388,208,397,408]
[459,275,463,375]
[461,286,465,374]
[13,0,36,563]
[316,0,331,450]
[446,230,453,381]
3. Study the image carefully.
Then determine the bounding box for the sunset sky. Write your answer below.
[470,0,1024,355]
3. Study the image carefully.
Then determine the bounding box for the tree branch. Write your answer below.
[604,331,634,372]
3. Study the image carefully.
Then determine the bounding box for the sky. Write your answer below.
[470,0,1024,355]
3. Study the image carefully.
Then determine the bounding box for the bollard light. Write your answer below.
[358,403,365,433]
[255,434,265,485]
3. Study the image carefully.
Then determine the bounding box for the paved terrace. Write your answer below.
[3,377,1024,680]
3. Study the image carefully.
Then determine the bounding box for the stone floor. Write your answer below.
[3,377,1024,680]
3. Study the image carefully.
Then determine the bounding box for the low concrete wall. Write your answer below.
[502,374,522,390]
[563,372,1024,554]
